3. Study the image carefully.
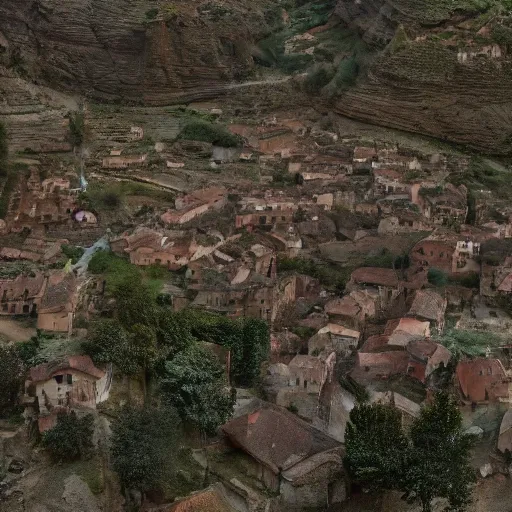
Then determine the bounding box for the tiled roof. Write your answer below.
[29,355,105,383]
[456,358,509,402]
[407,289,446,322]
[39,272,76,312]
[351,267,399,288]
[169,487,233,512]
[222,404,340,474]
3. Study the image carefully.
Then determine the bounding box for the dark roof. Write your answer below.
[222,404,340,474]
[407,289,446,322]
[29,355,105,383]
[39,272,76,312]
[351,267,399,288]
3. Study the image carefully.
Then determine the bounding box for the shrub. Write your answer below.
[61,244,85,264]
[68,112,85,147]
[428,267,448,287]
[177,120,241,147]
[0,346,25,418]
[303,64,335,94]
[0,122,7,177]
[145,8,159,20]
[42,412,94,462]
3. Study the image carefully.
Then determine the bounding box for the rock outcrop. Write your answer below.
[0,0,270,105]
[334,0,512,154]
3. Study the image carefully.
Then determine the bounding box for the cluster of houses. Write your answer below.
[6,114,512,509]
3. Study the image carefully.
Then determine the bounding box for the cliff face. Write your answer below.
[0,0,269,104]
[334,0,512,154]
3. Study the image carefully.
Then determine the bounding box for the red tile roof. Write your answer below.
[29,355,105,383]
[407,289,446,323]
[456,358,509,402]
[169,488,233,512]
[222,404,340,474]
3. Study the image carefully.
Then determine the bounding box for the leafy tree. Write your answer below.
[161,344,235,436]
[177,120,242,147]
[114,277,159,329]
[111,405,180,493]
[428,267,448,287]
[344,402,409,491]
[404,393,475,512]
[67,111,85,148]
[42,412,94,462]
[156,311,196,359]
[84,319,139,375]
[0,345,26,417]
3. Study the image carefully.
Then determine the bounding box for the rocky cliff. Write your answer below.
[334,0,512,154]
[0,0,272,105]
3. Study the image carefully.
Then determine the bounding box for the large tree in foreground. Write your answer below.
[404,393,475,512]
[344,402,409,491]
[344,393,475,512]
[160,344,235,436]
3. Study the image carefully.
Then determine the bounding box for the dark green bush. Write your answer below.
[178,120,241,147]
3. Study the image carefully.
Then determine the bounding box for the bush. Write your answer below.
[428,267,448,287]
[145,8,159,20]
[61,244,85,264]
[42,412,94,462]
[177,120,241,147]
[303,64,335,94]
[68,112,85,147]
[0,346,25,418]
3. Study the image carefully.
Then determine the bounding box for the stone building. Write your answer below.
[406,289,447,334]
[0,273,46,316]
[25,355,112,432]
[219,404,346,510]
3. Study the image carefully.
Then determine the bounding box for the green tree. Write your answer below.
[161,344,235,436]
[344,402,409,491]
[428,267,448,287]
[110,405,180,493]
[156,311,196,359]
[0,345,26,417]
[114,277,159,329]
[404,393,475,512]
[84,319,140,375]
[42,412,94,462]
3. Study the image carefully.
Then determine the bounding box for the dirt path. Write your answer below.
[0,318,36,342]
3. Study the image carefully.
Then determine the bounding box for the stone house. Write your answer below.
[378,212,432,236]
[26,356,112,432]
[410,235,457,275]
[37,271,78,333]
[314,324,361,357]
[288,353,336,396]
[405,339,451,383]
[406,289,447,334]
[456,358,510,403]
[221,404,345,510]
[354,341,409,380]
[236,209,296,229]
[373,169,409,198]
[324,290,379,330]
[383,317,431,346]
[346,267,402,311]
[452,240,481,274]
[114,228,197,270]
[0,273,46,316]
[353,146,376,163]
[418,184,468,226]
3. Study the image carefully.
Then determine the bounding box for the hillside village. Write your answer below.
[2,0,512,509]
[0,100,512,511]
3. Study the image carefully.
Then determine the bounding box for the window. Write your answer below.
[281,216,286,221]
[296,378,300,386]
[260,299,265,304]
[66,374,73,385]
[55,375,63,384]
[303,380,307,389]
[2,304,7,312]
[489,311,497,318]
[23,305,30,314]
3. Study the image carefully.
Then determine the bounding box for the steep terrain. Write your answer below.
[334,0,512,154]
[0,0,275,104]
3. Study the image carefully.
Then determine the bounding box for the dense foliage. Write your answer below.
[404,393,475,512]
[345,403,409,491]
[427,267,448,287]
[345,393,475,512]
[111,405,180,493]
[436,329,501,360]
[42,412,94,462]
[161,344,235,436]
[0,345,26,417]
[178,120,242,147]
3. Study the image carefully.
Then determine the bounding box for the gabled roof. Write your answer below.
[168,486,233,512]
[29,355,105,383]
[407,289,446,322]
[222,404,340,474]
